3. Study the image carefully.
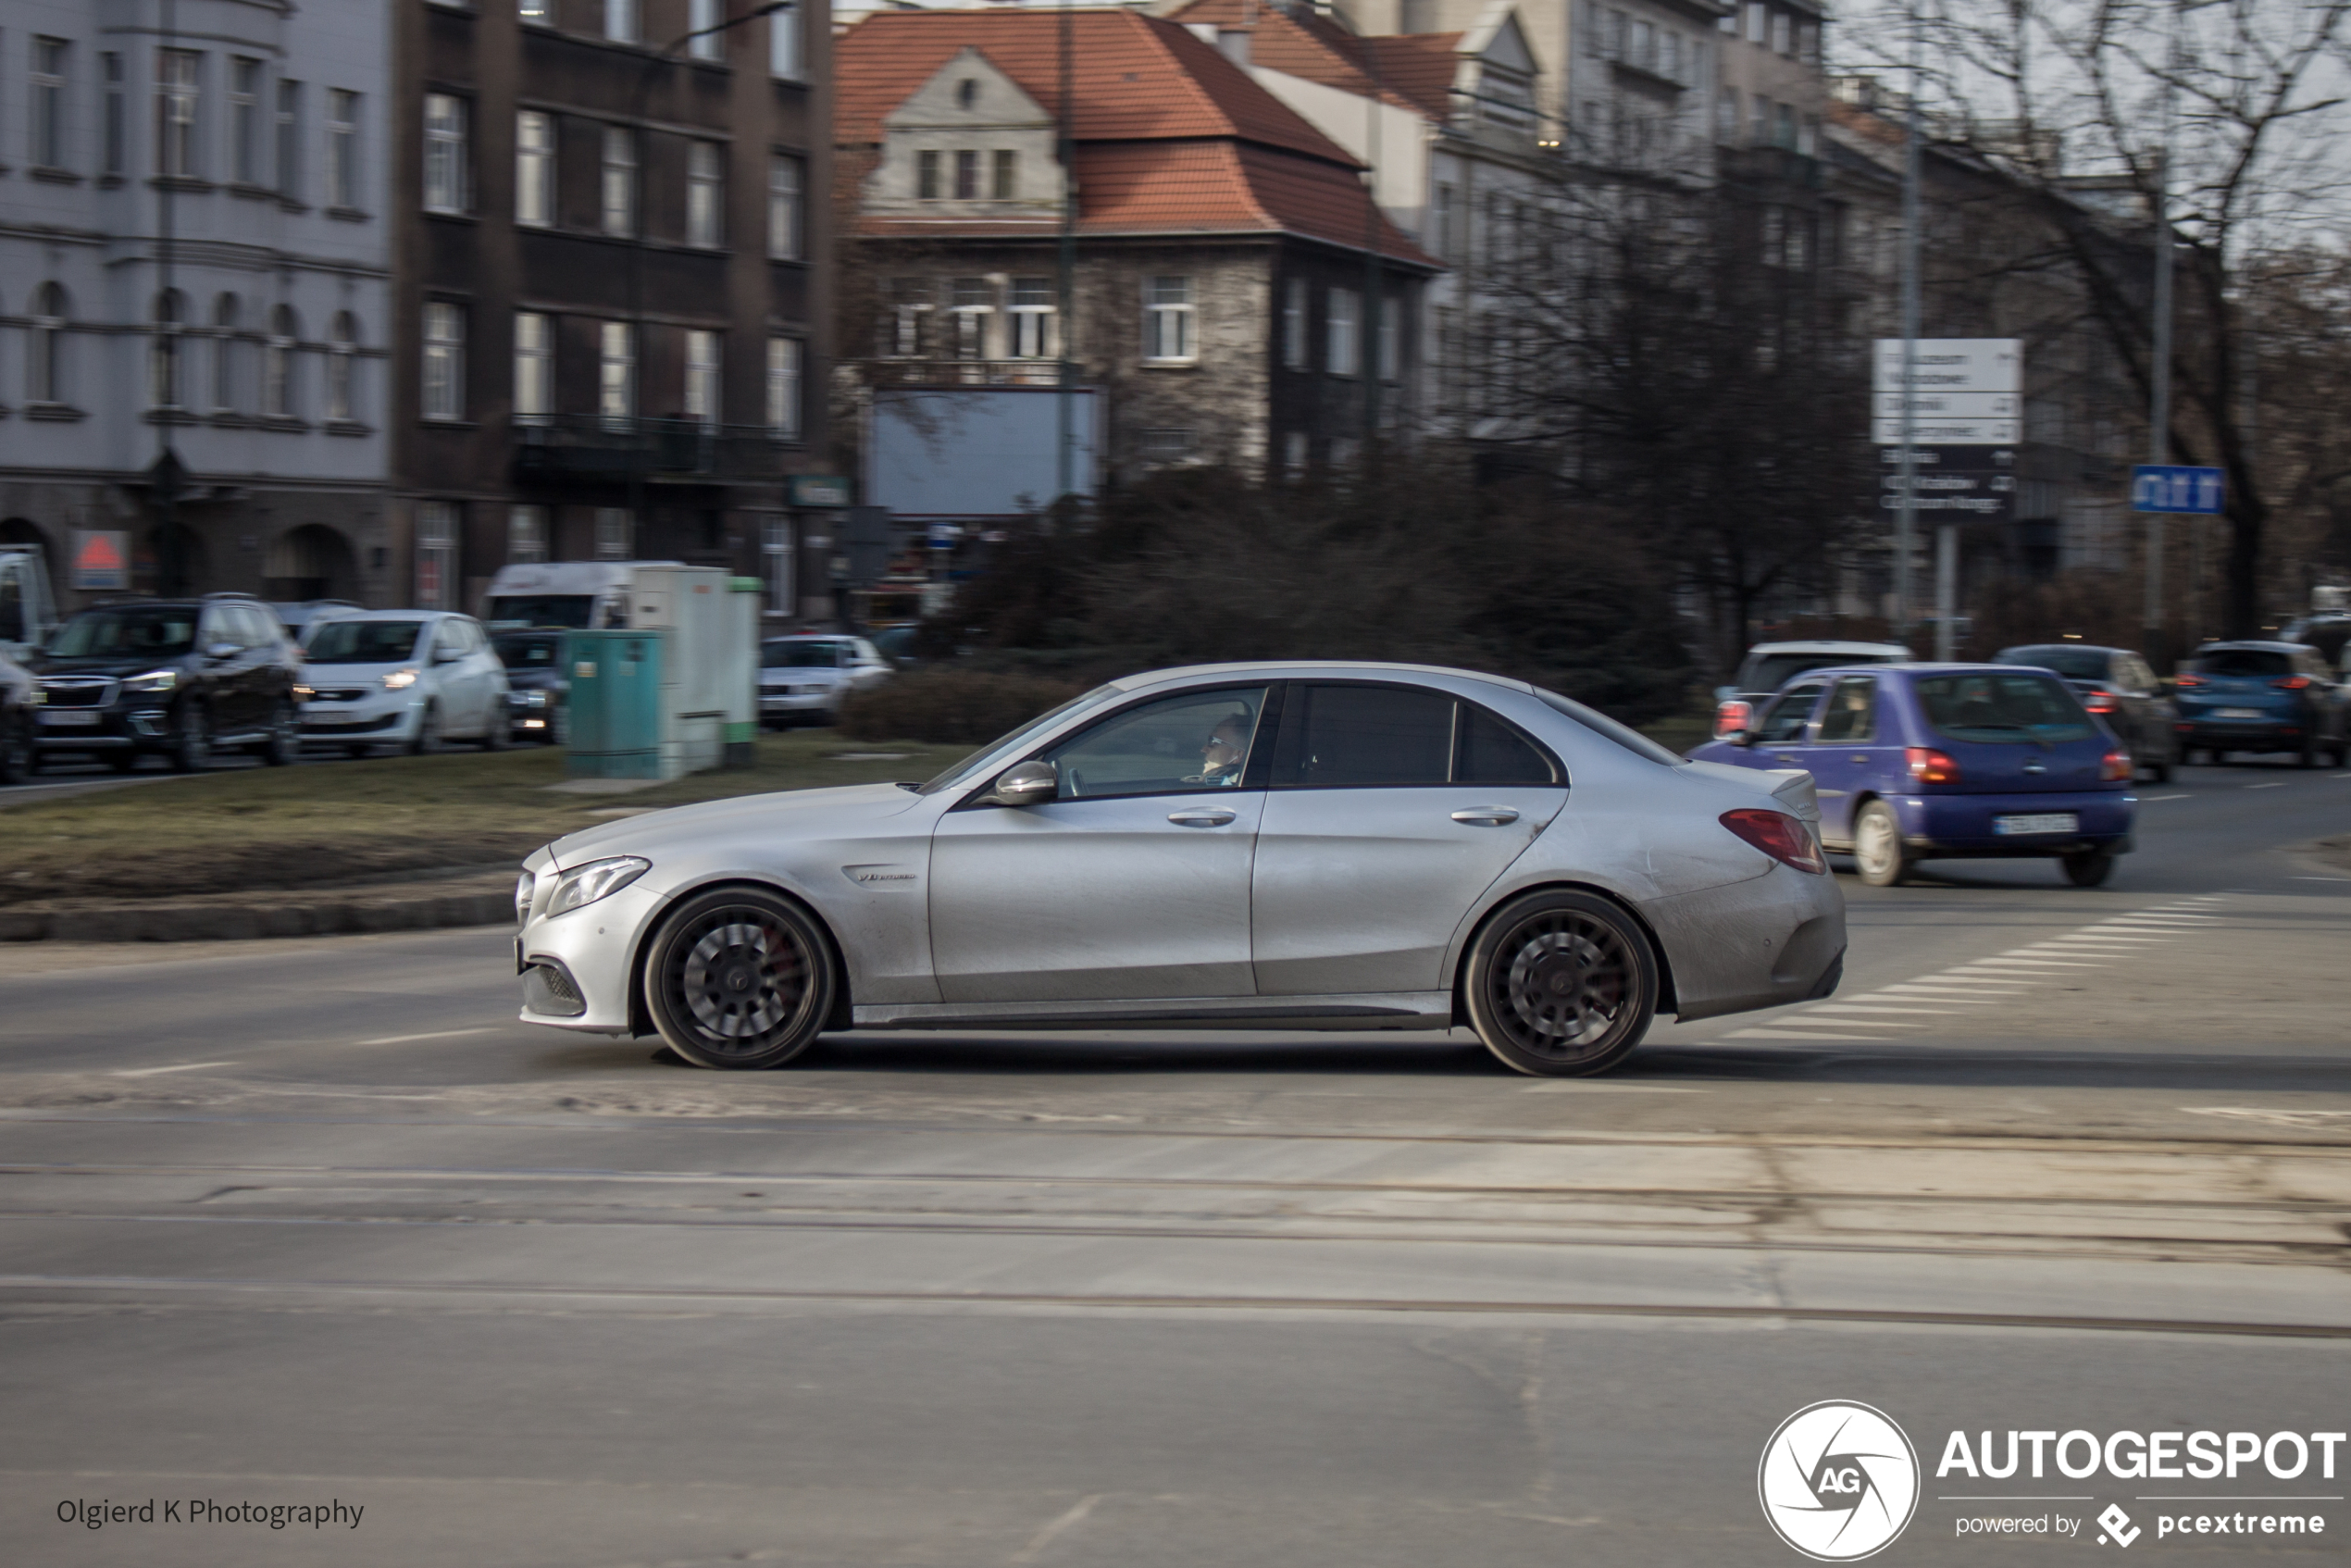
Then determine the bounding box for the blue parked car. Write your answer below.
[2171,641,2348,768]
[1686,663,2136,887]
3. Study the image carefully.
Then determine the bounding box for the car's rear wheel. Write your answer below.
[1852,801,1912,887]
[479,712,512,751]
[1464,890,1657,1078]
[0,711,32,784]
[2295,734,2319,769]
[645,889,835,1070]
[254,698,298,765]
[2061,848,2117,887]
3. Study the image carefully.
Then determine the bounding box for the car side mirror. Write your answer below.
[434,648,463,665]
[982,759,1058,806]
[205,641,241,660]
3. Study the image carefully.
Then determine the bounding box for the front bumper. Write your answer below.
[301,694,421,739]
[33,704,171,749]
[515,874,667,1035]
[759,687,839,722]
[1891,789,2133,854]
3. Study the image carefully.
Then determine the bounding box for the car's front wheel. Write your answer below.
[1463,890,1658,1077]
[254,698,298,765]
[644,888,836,1070]
[1852,800,1912,887]
[168,702,212,774]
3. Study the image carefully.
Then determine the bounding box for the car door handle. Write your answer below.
[1167,809,1237,828]
[1450,807,1520,826]
[1849,754,1869,764]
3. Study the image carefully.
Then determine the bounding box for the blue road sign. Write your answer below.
[2131,465,2225,514]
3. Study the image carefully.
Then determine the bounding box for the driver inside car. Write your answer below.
[1184,713,1251,787]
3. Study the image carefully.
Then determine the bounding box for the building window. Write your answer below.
[1326,287,1360,377]
[1717,86,1738,142]
[1800,21,1821,63]
[1771,10,1792,54]
[210,294,240,411]
[1143,276,1195,364]
[762,517,794,615]
[770,2,802,80]
[1775,101,1796,149]
[328,312,358,422]
[690,0,723,61]
[1282,278,1307,369]
[264,305,299,418]
[513,311,552,426]
[150,291,186,409]
[516,110,554,227]
[508,505,549,566]
[31,39,69,169]
[327,91,360,208]
[416,502,458,611]
[277,80,303,197]
[953,149,980,201]
[766,337,802,438]
[28,283,68,404]
[1140,429,1196,463]
[684,329,722,425]
[949,277,991,360]
[605,0,639,46]
[228,57,263,183]
[1282,429,1308,479]
[599,321,636,429]
[155,49,200,178]
[423,93,469,213]
[1377,297,1399,382]
[1751,94,1770,147]
[916,150,940,200]
[767,155,802,259]
[686,142,725,247]
[1799,114,1819,156]
[102,54,125,177]
[1430,184,1453,259]
[594,507,633,561]
[422,301,466,420]
[1746,1,1767,44]
[992,149,1016,200]
[1009,278,1054,359]
[886,281,930,356]
[601,125,637,236]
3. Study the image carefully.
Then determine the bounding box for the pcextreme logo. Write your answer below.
[1760,1400,1923,1562]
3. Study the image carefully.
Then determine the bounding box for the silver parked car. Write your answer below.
[514,662,1847,1077]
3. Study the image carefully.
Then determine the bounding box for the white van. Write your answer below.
[480,561,689,630]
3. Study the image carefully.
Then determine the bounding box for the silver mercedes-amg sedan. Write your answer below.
[514,662,1845,1076]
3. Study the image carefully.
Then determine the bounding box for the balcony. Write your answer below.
[510,417,786,484]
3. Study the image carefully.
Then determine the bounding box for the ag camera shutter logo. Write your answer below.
[1759,1400,1922,1561]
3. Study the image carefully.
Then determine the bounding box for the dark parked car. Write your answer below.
[1991,642,2177,780]
[2171,641,2348,767]
[493,629,568,744]
[0,648,33,784]
[1687,663,2135,887]
[30,595,301,772]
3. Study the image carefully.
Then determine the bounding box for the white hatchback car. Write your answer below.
[758,635,893,728]
[297,610,512,756]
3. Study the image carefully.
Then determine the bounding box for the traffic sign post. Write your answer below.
[2130,465,2223,515]
[1874,342,2022,661]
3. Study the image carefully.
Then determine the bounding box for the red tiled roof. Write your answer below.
[1167,0,1451,118]
[1362,33,1464,121]
[836,8,1357,167]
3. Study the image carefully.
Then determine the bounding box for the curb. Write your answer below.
[0,877,516,943]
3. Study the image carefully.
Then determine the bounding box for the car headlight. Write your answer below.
[519,690,549,707]
[545,856,650,917]
[292,683,315,701]
[515,872,536,926]
[382,668,419,691]
[123,668,179,694]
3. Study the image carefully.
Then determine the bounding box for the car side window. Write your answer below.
[1042,686,1270,800]
[434,621,466,661]
[199,608,242,652]
[1754,682,1826,745]
[1455,701,1561,784]
[1272,683,1454,788]
[854,640,880,663]
[1814,678,1876,743]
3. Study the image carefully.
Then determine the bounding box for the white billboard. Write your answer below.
[866,387,1101,519]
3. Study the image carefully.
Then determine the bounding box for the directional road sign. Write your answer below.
[1873,340,2022,443]
[1872,417,2021,445]
[1872,339,2022,393]
[2130,465,2224,515]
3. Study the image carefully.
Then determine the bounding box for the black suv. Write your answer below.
[31,595,301,772]
[1991,643,2180,781]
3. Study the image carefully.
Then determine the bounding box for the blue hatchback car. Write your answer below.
[1686,664,2136,887]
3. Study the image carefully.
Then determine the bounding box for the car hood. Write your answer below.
[760,666,845,684]
[33,654,190,678]
[538,781,924,871]
[302,659,423,680]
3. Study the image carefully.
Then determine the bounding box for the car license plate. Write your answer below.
[1994,813,2078,836]
[305,704,348,717]
[40,710,98,726]
[2213,708,2263,719]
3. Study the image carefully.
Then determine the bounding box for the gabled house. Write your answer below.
[836,6,1439,485]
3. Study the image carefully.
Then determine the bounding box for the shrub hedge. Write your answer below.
[837,667,1090,744]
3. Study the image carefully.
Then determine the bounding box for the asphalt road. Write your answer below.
[1,759,2345,1566]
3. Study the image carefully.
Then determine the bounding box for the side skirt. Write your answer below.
[851,992,1456,1032]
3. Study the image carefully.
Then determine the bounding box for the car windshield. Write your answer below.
[1745,652,1894,691]
[493,635,561,669]
[916,685,1123,794]
[1533,688,1685,765]
[305,619,426,664]
[486,594,597,629]
[50,606,198,659]
[1914,673,2094,743]
[1996,646,2110,680]
[765,642,844,668]
[2190,648,2294,679]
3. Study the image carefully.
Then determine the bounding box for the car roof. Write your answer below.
[2193,640,2307,653]
[326,608,454,621]
[1778,661,2059,684]
[1743,641,1912,656]
[1107,660,1533,694]
[1996,642,2126,654]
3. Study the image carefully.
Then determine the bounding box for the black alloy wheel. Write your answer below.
[168,703,212,774]
[644,889,836,1070]
[255,698,299,765]
[0,711,32,784]
[1464,890,1659,1078]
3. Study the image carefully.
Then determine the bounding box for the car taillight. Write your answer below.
[2100,749,2132,782]
[2083,688,2118,713]
[1720,808,1826,874]
[2173,675,2204,688]
[2273,675,2312,691]
[1712,699,1754,739]
[1905,746,1961,784]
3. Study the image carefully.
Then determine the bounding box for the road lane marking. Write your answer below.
[2140,793,2190,801]
[2245,781,2289,790]
[1012,1496,1104,1565]
[1800,1003,1949,1015]
[1986,954,2103,966]
[356,1027,496,1046]
[1723,1027,1894,1041]
[1523,1082,1707,1093]
[2291,876,2351,882]
[109,1062,238,1078]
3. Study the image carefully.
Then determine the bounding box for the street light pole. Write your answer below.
[1056,0,1076,511]
[2144,0,2180,667]
[1895,0,1922,649]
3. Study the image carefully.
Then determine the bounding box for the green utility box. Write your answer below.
[566,629,665,778]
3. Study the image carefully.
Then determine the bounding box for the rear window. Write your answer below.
[764,641,845,668]
[1914,673,2093,744]
[494,635,561,669]
[1996,646,2110,680]
[2190,649,2294,679]
[487,594,597,629]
